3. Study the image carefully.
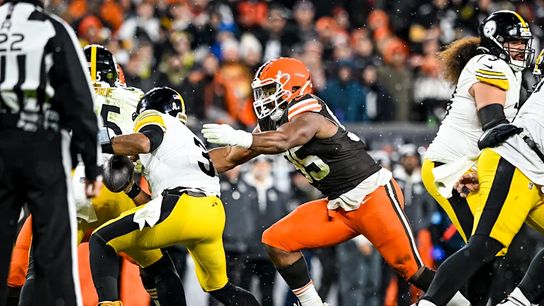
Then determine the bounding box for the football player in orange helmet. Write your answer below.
[202,58,469,306]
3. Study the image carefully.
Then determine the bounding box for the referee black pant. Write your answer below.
[0,128,81,306]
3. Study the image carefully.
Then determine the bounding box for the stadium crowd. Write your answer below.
[4,0,544,306]
[46,0,544,127]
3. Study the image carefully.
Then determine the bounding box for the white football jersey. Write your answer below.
[73,83,143,221]
[133,110,220,198]
[493,80,544,185]
[426,54,522,163]
[93,83,143,136]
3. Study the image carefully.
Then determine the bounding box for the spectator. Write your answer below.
[337,235,382,306]
[209,165,254,306]
[293,0,318,43]
[241,157,289,306]
[412,37,454,124]
[117,0,160,44]
[237,0,268,31]
[320,61,368,123]
[240,33,263,73]
[257,4,300,61]
[213,59,257,128]
[389,144,437,306]
[362,64,395,122]
[351,29,380,71]
[378,39,413,122]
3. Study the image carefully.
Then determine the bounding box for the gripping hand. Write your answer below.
[477,124,523,150]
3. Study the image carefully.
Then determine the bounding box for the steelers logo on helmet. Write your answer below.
[483,20,497,38]
[478,10,535,72]
[134,87,187,124]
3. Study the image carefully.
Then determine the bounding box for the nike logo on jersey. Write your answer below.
[483,64,493,69]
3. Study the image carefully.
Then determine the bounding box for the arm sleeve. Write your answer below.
[140,125,164,152]
[48,16,99,180]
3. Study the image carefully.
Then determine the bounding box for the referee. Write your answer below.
[0,0,100,305]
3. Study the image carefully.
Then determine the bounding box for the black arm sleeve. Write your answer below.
[477,103,509,131]
[48,17,99,180]
[140,125,164,152]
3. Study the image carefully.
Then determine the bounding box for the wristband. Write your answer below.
[125,183,141,199]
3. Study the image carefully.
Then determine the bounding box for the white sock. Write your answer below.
[510,287,531,306]
[419,299,438,306]
[445,291,471,306]
[293,281,323,306]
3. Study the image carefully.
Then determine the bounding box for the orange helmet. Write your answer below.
[252,57,313,121]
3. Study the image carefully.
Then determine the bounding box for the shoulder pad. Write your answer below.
[472,55,510,91]
[134,110,166,132]
[287,97,323,121]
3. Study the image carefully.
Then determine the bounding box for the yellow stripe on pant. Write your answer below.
[421,159,480,242]
[473,149,544,249]
[93,193,228,292]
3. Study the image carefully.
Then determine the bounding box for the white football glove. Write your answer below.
[201,124,253,148]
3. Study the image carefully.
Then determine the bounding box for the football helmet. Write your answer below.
[133,87,187,124]
[533,49,544,82]
[479,10,534,72]
[83,44,118,87]
[252,57,313,121]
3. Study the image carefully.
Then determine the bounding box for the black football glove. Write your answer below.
[477,123,523,150]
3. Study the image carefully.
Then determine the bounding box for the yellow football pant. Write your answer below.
[77,186,136,243]
[421,159,480,242]
[473,149,544,248]
[92,193,228,292]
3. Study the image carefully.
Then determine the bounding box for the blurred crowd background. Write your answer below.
[35,0,544,305]
[47,0,544,128]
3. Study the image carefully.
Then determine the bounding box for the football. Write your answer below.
[102,155,134,193]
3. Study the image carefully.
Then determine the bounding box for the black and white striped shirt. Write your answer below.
[0,0,99,180]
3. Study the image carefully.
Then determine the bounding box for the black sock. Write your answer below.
[143,254,186,306]
[424,235,503,306]
[466,256,503,306]
[277,257,312,290]
[89,234,120,301]
[209,282,260,306]
[519,248,544,303]
[409,266,435,291]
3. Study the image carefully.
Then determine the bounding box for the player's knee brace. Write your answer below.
[209,283,260,306]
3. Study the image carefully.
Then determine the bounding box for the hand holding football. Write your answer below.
[102,155,134,193]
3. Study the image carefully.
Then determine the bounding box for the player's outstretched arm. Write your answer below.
[202,112,321,154]
[109,133,153,155]
[208,146,260,174]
